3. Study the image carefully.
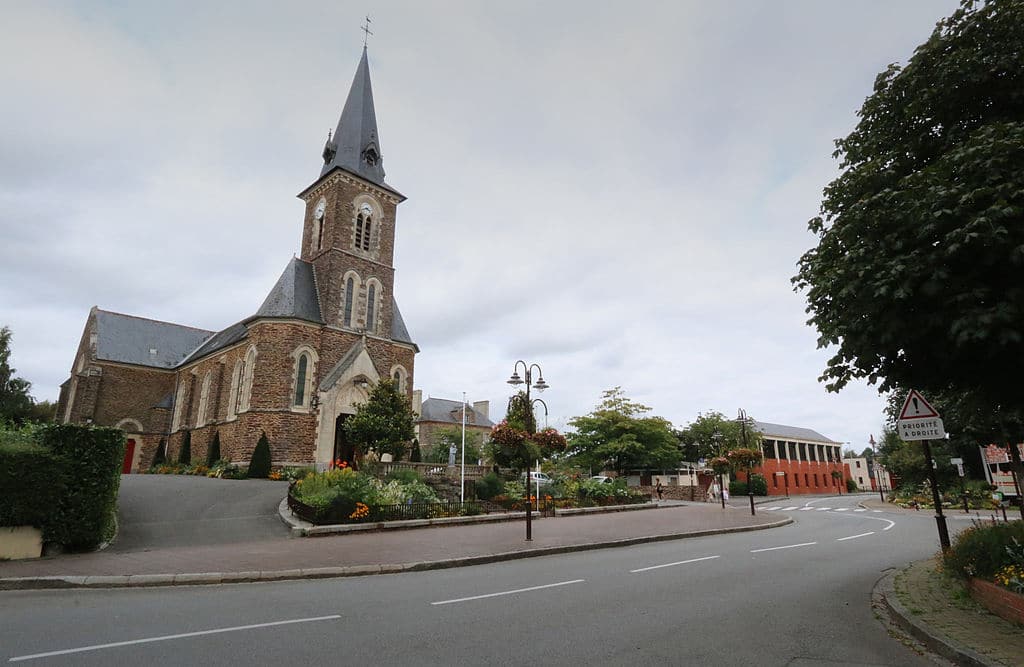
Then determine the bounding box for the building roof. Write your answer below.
[391,298,416,348]
[254,257,323,323]
[754,420,840,444]
[179,321,249,365]
[93,309,215,369]
[418,397,494,427]
[318,47,399,194]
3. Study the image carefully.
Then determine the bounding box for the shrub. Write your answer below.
[179,431,191,465]
[248,431,272,478]
[386,468,422,485]
[409,438,421,462]
[846,478,858,493]
[206,432,221,466]
[475,472,505,500]
[152,439,166,467]
[40,424,124,550]
[0,436,63,530]
[291,467,380,520]
[729,480,748,496]
[749,474,768,496]
[944,520,1024,581]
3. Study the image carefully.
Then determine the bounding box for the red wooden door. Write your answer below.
[122,439,136,473]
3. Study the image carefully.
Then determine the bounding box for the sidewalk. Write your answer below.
[0,502,787,590]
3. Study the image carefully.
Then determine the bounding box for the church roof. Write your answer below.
[391,298,416,348]
[316,47,401,195]
[418,397,494,427]
[754,420,839,444]
[93,309,215,369]
[254,257,323,323]
[179,321,249,365]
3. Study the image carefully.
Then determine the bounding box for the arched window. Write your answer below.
[390,365,407,394]
[294,354,308,406]
[226,359,243,420]
[343,277,355,327]
[196,371,212,426]
[355,203,372,251]
[366,283,377,333]
[238,346,257,412]
[171,380,187,432]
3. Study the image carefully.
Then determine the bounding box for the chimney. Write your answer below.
[412,389,423,418]
[473,400,489,420]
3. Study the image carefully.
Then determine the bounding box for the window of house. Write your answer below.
[343,277,355,327]
[294,354,308,406]
[772,474,778,488]
[196,372,212,426]
[804,473,809,486]
[239,347,257,412]
[366,283,377,333]
[226,360,243,420]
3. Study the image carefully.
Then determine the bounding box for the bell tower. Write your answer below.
[297,48,407,339]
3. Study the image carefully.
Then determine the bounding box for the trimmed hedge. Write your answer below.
[0,438,63,531]
[248,431,271,478]
[1,424,124,550]
[40,424,125,550]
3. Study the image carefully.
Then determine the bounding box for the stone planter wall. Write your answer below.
[968,577,1024,626]
[0,526,43,560]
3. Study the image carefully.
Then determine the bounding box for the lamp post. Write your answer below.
[712,429,725,509]
[735,409,757,516]
[507,360,548,541]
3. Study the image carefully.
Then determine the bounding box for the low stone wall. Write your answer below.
[638,485,707,502]
[968,577,1024,626]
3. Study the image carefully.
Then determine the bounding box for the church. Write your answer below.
[55,48,419,472]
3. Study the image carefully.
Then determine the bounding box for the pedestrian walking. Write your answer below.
[655,480,664,501]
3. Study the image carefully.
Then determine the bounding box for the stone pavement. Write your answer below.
[0,502,787,589]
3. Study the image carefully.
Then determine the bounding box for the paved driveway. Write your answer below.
[111,475,291,552]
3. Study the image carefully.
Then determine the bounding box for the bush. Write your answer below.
[152,438,166,467]
[729,480,748,496]
[944,520,1024,581]
[386,468,422,485]
[846,478,858,493]
[0,435,63,530]
[409,438,421,462]
[248,431,271,478]
[40,424,124,550]
[179,431,191,465]
[291,468,381,521]
[474,472,505,500]
[206,432,221,466]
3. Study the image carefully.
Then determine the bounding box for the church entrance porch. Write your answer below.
[333,414,354,467]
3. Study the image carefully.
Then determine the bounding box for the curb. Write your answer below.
[876,564,996,667]
[0,517,792,591]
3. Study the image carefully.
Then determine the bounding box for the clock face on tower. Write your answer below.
[314,198,326,220]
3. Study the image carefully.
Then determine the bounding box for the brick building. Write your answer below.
[56,48,419,471]
[412,391,493,459]
[748,421,847,496]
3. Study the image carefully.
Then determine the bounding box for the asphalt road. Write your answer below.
[0,495,954,666]
[111,475,290,551]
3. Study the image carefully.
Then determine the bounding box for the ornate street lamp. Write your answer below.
[507,360,548,541]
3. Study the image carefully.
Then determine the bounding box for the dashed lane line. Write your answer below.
[8,615,342,662]
[750,542,817,553]
[853,508,867,512]
[431,579,585,606]
[630,555,720,573]
[816,507,830,511]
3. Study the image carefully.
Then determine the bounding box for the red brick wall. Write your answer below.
[968,577,1024,625]
[745,459,848,496]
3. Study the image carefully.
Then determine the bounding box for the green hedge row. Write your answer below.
[0,424,124,551]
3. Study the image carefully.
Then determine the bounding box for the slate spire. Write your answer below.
[321,47,386,186]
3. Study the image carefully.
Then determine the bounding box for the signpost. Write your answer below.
[897,390,950,551]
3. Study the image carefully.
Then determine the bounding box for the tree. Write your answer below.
[343,378,416,461]
[677,411,762,461]
[248,431,271,478]
[427,426,483,465]
[793,1,1024,408]
[566,388,680,475]
[0,326,34,424]
[409,438,422,463]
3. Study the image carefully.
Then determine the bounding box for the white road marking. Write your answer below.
[762,506,781,511]
[872,510,882,513]
[431,579,585,606]
[816,507,830,511]
[833,508,849,512]
[782,506,798,510]
[853,509,867,512]
[751,542,817,553]
[630,555,720,573]
[799,507,814,511]
[837,532,874,541]
[8,615,341,662]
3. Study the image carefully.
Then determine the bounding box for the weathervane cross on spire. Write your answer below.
[361,15,373,48]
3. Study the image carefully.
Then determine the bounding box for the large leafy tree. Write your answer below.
[566,388,679,474]
[0,326,34,424]
[676,411,763,461]
[793,1,1024,409]
[344,378,416,461]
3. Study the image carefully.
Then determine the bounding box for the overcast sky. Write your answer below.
[1,1,960,449]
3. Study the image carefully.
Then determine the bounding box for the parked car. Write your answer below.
[522,471,554,485]
[590,475,614,483]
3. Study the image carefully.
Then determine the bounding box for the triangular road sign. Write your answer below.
[898,389,940,420]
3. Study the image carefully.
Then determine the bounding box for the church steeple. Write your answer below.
[320,47,387,187]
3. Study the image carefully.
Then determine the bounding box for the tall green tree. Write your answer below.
[677,411,762,461]
[344,378,416,461]
[0,326,34,424]
[793,1,1024,410]
[566,388,679,474]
